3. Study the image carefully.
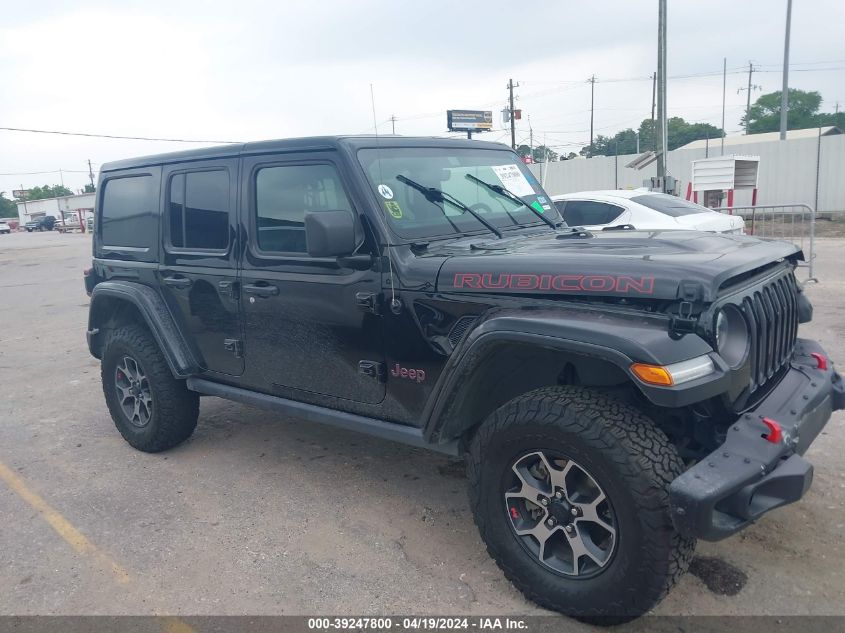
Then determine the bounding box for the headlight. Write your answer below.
[714,305,749,368]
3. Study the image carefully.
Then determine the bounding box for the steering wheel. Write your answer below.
[469,203,494,215]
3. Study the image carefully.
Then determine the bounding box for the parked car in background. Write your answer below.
[0,221,11,234]
[24,216,56,232]
[552,189,745,234]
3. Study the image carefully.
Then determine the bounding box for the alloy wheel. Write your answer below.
[504,450,617,577]
[114,355,153,427]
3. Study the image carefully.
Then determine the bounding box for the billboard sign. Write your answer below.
[447,110,493,132]
[12,189,29,200]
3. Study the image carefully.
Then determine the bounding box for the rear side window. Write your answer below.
[255,163,352,254]
[558,200,624,226]
[100,175,157,250]
[168,170,230,250]
[631,194,706,217]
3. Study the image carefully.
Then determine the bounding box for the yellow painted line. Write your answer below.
[0,459,131,585]
[162,616,200,633]
[0,458,201,632]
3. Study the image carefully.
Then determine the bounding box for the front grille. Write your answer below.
[736,271,799,394]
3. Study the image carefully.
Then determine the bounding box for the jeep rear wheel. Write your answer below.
[101,324,199,452]
[468,386,695,624]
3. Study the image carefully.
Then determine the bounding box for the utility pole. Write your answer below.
[656,0,668,180]
[20,184,28,220]
[87,159,96,190]
[59,168,64,187]
[651,72,657,151]
[528,115,534,162]
[739,62,761,134]
[389,116,396,134]
[721,57,727,156]
[588,75,596,153]
[507,78,518,150]
[780,0,793,140]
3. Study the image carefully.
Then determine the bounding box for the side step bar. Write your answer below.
[186,377,459,456]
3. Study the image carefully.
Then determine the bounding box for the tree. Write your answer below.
[742,89,825,133]
[0,192,17,218]
[26,184,74,201]
[516,144,559,162]
[84,183,96,193]
[581,118,721,157]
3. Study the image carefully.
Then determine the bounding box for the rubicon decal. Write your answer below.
[452,273,655,295]
[390,363,426,383]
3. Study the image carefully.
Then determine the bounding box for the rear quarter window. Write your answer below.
[100,174,158,257]
[630,193,708,217]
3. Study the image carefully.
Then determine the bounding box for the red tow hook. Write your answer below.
[761,418,783,444]
[810,352,828,371]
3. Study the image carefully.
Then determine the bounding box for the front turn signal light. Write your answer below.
[631,355,716,387]
[631,363,674,386]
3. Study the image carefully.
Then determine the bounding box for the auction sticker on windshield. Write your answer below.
[385,200,403,218]
[491,164,535,197]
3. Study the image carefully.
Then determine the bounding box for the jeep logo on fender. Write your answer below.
[390,363,426,383]
[452,273,655,295]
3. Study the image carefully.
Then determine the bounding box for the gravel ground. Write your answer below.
[0,231,842,626]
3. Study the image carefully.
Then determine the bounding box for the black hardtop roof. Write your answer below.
[100,135,513,172]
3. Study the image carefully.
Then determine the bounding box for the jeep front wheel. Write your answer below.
[468,386,695,623]
[101,324,199,452]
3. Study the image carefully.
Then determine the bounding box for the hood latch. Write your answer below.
[669,300,698,338]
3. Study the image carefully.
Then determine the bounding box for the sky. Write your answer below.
[1,0,844,197]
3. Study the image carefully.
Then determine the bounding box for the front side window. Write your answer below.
[168,170,230,250]
[255,163,352,254]
[357,147,560,240]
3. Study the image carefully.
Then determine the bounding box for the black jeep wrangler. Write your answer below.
[85,136,843,622]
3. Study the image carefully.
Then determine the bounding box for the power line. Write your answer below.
[0,126,240,144]
[0,169,92,176]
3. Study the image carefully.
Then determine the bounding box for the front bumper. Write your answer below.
[669,338,844,541]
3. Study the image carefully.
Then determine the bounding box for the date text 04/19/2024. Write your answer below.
[306,617,528,630]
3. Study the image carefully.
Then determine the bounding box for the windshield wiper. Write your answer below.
[395,175,503,239]
[464,174,558,231]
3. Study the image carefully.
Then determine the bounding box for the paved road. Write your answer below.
[0,231,843,624]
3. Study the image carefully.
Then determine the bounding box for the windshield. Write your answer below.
[357,147,561,240]
[631,193,711,217]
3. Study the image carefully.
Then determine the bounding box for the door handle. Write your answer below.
[243,283,279,297]
[163,276,192,288]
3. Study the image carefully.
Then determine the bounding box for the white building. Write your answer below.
[530,126,845,212]
[16,192,96,225]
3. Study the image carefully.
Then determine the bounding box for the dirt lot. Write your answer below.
[0,231,843,624]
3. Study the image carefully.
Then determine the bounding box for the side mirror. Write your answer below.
[304,210,357,258]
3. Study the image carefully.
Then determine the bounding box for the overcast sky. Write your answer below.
[1,0,844,197]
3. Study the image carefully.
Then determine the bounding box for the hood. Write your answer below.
[434,229,801,302]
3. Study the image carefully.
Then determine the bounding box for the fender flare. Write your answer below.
[87,281,197,378]
[421,308,726,445]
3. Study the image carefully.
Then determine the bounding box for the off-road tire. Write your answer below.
[101,324,199,452]
[468,386,695,624]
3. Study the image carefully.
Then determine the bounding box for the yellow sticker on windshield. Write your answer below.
[385,200,403,219]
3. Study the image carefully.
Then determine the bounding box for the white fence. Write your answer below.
[529,132,845,213]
